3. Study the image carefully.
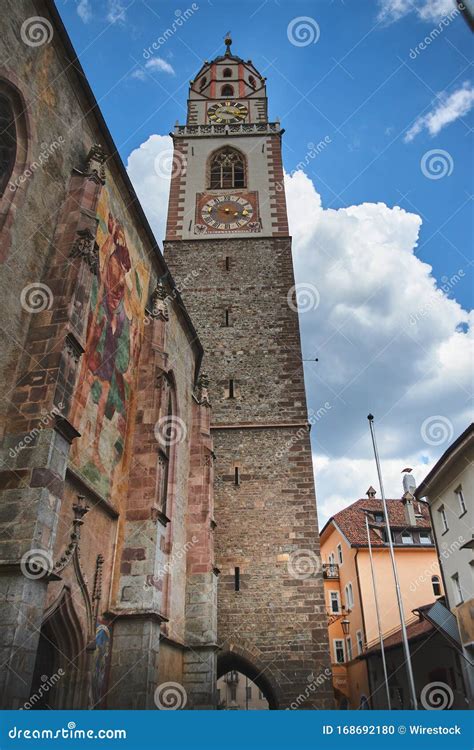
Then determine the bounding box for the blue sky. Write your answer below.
[57,0,473,522]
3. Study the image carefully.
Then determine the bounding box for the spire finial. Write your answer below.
[224,31,232,56]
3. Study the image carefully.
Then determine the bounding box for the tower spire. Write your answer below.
[224,31,232,56]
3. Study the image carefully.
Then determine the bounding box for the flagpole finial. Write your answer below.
[224,32,232,55]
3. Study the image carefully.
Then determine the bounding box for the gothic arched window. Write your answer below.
[248,75,256,89]
[0,94,17,196]
[223,68,232,78]
[209,147,246,189]
[199,76,207,90]
[221,84,234,97]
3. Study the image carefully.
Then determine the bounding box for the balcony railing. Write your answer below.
[323,563,340,579]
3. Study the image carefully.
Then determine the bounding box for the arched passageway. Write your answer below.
[217,651,279,710]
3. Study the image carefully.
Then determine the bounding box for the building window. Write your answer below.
[225,256,231,271]
[455,486,466,516]
[221,84,234,97]
[401,531,413,545]
[224,309,230,327]
[328,552,335,566]
[439,506,449,533]
[199,76,207,90]
[223,67,232,78]
[334,639,345,664]
[246,686,252,700]
[234,567,240,592]
[337,543,343,565]
[209,147,246,189]
[0,93,17,196]
[374,512,384,523]
[432,575,441,597]
[234,466,240,486]
[346,636,353,661]
[230,684,237,701]
[451,573,463,605]
[330,591,341,614]
[228,379,235,398]
[248,75,256,89]
[419,531,431,544]
[356,630,364,655]
[345,582,354,609]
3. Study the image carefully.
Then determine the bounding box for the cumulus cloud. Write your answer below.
[77,0,92,23]
[126,134,472,527]
[126,134,173,244]
[286,170,471,524]
[377,0,457,24]
[405,82,474,142]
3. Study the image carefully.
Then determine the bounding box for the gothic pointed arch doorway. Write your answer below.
[30,587,88,709]
[217,649,279,710]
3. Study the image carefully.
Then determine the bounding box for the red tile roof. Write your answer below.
[325,497,432,547]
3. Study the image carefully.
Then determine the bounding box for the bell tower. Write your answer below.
[164,37,332,709]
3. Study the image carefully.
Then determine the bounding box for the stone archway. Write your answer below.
[217,646,280,710]
[30,587,88,709]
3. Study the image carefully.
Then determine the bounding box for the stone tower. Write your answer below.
[164,36,332,709]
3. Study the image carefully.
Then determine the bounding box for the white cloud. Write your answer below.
[405,82,474,142]
[77,0,92,23]
[107,0,127,24]
[126,135,472,528]
[145,58,176,76]
[286,170,471,525]
[126,134,173,245]
[378,0,457,24]
[130,58,176,81]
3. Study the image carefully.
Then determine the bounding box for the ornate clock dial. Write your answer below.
[201,194,254,230]
[207,101,248,124]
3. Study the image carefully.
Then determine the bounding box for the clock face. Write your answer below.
[207,101,248,124]
[200,194,254,231]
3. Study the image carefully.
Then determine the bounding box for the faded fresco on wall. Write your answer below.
[70,188,149,502]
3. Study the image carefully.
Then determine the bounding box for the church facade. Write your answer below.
[0,0,331,710]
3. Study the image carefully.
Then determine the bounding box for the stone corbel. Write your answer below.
[69,227,99,275]
[148,280,169,321]
[194,372,211,406]
[84,144,107,185]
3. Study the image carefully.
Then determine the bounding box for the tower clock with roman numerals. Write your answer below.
[164,35,332,711]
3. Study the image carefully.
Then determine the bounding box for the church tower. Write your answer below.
[164,36,332,709]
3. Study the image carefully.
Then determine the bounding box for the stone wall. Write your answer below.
[0,0,215,710]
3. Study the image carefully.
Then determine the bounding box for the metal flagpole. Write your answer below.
[367,414,418,710]
[365,512,392,710]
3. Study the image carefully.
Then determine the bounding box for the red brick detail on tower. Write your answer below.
[266,135,290,237]
[165,139,188,240]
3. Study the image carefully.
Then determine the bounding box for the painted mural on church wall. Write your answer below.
[70,187,149,502]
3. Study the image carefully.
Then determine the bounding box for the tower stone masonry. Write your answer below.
[165,36,333,709]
